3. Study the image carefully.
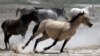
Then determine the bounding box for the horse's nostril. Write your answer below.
[89,24,93,27]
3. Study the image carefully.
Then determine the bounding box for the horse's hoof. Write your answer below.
[43,47,48,51]
[66,51,69,53]
[60,51,68,53]
[34,50,38,53]
[60,50,64,53]
[33,49,35,51]
[5,48,10,51]
[22,46,25,49]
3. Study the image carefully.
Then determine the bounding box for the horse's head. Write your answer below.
[29,10,40,23]
[52,7,67,19]
[61,8,68,19]
[70,11,93,28]
[79,12,93,28]
[20,10,39,23]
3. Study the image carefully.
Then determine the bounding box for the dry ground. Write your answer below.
[0,4,100,56]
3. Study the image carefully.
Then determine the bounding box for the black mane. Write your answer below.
[70,12,85,23]
[20,11,38,22]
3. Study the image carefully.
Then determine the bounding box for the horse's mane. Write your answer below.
[20,11,37,22]
[69,12,85,23]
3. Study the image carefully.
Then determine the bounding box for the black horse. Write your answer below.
[1,10,39,50]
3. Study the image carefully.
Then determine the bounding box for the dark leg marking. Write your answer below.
[34,34,48,51]
[4,33,11,50]
[60,39,69,53]
[22,35,35,49]
[22,23,40,49]
[43,39,58,51]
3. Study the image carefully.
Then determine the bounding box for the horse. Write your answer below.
[1,10,39,50]
[34,7,67,19]
[68,6,94,20]
[16,7,68,48]
[16,7,34,17]
[16,7,68,34]
[22,12,93,53]
[16,7,68,20]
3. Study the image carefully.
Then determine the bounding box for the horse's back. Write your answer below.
[41,19,70,39]
[37,9,57,21]
[1,19,13,28]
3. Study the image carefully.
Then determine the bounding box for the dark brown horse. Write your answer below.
[1,10,39,50]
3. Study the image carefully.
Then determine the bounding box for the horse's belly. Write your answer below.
[44,20,70,40]
[8,27,27,35]
[46,32,71,41]
[45,30,69,41]
[58,34,71,41]
[58,31,75,41]
[45,29,59,39]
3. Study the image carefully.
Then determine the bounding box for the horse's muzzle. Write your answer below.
[88,23,93,27]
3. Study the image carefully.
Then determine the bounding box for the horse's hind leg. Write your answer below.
[4,32,11,50]
[34,33,49,52]
[43,39,58,51]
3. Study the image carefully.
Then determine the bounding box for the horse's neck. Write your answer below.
[69,19,81,32]
[20,16,32,26]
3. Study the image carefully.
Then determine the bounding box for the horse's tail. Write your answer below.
[16,8,20,17]
[1,21,6,31]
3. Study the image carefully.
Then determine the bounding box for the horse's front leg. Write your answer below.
[34,34,48,53]
[22,35,35,49]
[60,39,69,53]
[43,39,58,51]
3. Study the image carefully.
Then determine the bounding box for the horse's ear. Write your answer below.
[82,11,85,14]
[35,10,39,13]
[62,7,64,10]
[34,10,39,15]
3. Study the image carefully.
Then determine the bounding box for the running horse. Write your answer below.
[22,12,93,53]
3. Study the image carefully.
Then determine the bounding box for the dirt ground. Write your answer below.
[0,4,100,56]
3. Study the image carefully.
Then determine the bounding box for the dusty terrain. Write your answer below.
[0,4,100,56]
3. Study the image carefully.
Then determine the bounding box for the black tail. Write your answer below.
[16,8,20,17]
[1,21,6,29]
[70,11,85,23]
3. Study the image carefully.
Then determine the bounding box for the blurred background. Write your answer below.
[0,0,99,4]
